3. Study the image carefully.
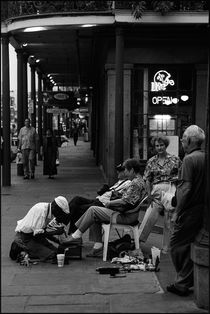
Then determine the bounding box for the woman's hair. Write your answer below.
[151,134,170,148]
[123,158,141,174]
[183,125,205,146]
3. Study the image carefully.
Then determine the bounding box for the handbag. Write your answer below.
[56,158,59,166]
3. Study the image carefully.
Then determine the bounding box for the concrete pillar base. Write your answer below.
[191,230,209,310]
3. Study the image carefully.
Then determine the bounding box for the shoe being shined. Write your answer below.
[86,247,103,258]
[61,235,82,246]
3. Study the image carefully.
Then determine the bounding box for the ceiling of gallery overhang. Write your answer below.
[9,24,109,89]
[8,22,208,91]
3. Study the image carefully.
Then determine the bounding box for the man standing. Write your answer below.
[18,118,38,179]
[167,125,206,296]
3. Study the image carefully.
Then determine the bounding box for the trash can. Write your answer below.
[16,152,24,176]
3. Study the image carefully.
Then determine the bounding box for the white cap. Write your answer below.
[54,196,69,214]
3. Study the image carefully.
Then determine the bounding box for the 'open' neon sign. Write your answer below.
[151,70,175,92]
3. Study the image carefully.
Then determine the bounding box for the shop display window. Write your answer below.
[132,66,195,160]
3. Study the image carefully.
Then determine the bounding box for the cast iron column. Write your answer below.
[42,77,47,136]
[2,35,11,186]
[16,49,24,133]
[114,27,124,174]
[191,32,210,310]
[30,64,36,128]
[22,52,28,120]
[37,72,43,160]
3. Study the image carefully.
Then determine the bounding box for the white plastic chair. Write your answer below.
[101,196,148,261]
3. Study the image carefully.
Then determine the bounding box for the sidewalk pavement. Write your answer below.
[1,138,208,313]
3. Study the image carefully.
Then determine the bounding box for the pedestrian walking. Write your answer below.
[17,118,38,179]
[167,125,205,296]
[72,123,79,146]
[42,129,59,179]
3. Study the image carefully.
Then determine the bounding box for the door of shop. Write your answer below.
[132,66,195,161]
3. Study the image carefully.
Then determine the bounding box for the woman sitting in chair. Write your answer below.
[61,158,146,258]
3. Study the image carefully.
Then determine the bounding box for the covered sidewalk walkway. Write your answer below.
[1,137,207,313]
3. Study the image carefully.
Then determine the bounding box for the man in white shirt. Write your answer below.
[12,196,69,263]
[18,118,38,179]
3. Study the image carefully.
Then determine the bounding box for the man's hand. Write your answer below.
[45,226,65,236]
[104,201,110,208]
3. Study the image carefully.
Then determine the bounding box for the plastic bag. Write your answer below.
[56,158,59,166]
[161,183,176,212]
[16,152,23,164]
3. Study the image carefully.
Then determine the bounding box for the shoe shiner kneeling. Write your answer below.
[10,196,70,264]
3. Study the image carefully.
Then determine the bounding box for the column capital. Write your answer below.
[37,70,42,78]
[15,48,24,57]
[30,63,36,70]
[1,34,9,45]
[115,27,123,36]
[23,51,29,61]
[105,64,133,71]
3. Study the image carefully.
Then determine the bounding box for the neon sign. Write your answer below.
[151,70,175,92]
[152,96,179,105]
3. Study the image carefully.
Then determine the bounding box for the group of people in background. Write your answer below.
[11,123,206,298]
[16,117,85,180]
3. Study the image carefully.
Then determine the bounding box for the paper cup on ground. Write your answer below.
[151,247,160,265]
[57,254,65,267]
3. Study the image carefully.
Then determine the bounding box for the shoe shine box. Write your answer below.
[65,244,82,260]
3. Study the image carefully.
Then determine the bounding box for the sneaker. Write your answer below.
[86,247,103,258]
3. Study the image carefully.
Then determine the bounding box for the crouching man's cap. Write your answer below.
[54,196,69,214]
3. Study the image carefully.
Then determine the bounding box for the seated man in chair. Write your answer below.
[63,158,146,257]
[67,163,131,234]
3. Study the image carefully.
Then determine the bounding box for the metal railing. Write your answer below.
[1,1,208,22]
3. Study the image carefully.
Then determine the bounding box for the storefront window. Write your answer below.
[132,66,194,160]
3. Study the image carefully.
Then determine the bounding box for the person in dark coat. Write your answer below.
[72,123,79,146]
[167,125,206,296]
[42,129,59,179]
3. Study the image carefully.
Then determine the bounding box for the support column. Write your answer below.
[123,65,133,160]
[114,27,124,174]
[2,35,11,186]
[42,78,47,136]
[22,52,28,120]
[47,85,53,130]
[16,49,24,133]
[191,52,209,311]
[105,66,116,184]
[37,72,43,160]
[30,64,36,128]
